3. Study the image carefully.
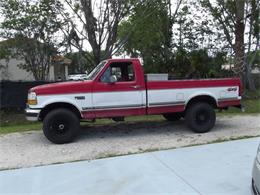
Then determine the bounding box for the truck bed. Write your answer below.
[146,78,242,115]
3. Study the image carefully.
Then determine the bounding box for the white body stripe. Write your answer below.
[93,91,145,108]
[30,93,91,112]
[148,86,240,107]
[30,86,240,113]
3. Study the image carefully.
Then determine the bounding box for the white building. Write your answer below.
[0,58,34,81]
[0,56,71,81]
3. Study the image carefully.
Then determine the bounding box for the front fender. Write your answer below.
[29,95,83,113]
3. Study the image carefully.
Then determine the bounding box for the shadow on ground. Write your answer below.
[76,119,232,142]
[78,120,183,139]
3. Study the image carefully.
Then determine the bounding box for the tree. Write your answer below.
[59,0,132,67]
[234,0,245,77]
[173,47,191,77]
[245,0,260,90]
[0,40,12,80]
[65,50,108,74]
[172,48,227,79]
[0,0,63,81]
[118,0,182,73]
[200,0,260,90]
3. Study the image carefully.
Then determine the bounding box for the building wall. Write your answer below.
[0,58,35,81]
[0,57,70,81]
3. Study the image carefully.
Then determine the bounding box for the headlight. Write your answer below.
[27,92,37,105]
[257,143,260,164]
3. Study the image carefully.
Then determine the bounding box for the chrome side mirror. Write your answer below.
[109,75,117,83]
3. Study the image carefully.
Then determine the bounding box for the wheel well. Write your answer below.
[186,95,217,109]
[39,102,82,121]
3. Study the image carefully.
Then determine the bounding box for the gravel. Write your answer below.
[0,114,260,170]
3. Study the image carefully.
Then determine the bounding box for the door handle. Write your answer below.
[130,85,141,89]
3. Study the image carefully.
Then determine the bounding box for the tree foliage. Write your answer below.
[200,0,260,90]
[0,0,63,80]
[60,0,132,67]
[0,0,259,90]
[118,0,176,73]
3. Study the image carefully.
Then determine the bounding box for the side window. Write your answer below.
[100,62,135,83]
[100,67,111,83]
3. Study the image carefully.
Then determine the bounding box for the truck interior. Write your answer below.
[100,62,135,82]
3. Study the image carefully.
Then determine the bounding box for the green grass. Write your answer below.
[0,123,42,134]
[0,98,259,135]
[243,89,260,99]
[218,98,260,114]
[0,109,42,134]
[0,114,164,135]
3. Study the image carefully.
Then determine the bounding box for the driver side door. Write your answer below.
[92,61,145,118]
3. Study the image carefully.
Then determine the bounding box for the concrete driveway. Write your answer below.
[0,137,259,195]
[0,114,260,170]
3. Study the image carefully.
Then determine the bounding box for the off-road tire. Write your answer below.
[43,108,80,144]
[185,102,216,133]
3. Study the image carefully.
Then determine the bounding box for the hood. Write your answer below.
[30,80,93,95]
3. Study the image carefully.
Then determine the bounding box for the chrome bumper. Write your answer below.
[252,179,260,195]
[252,160,260,195]
[25,108,41,121]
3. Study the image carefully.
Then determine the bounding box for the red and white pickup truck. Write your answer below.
[26,58,243,144]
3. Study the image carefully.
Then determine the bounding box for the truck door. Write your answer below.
[92,61,145,118]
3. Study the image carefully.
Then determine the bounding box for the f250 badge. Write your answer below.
[227,87,237,91]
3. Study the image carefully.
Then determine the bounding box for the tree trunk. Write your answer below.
[244,0,257,91]
[234,0,245,83]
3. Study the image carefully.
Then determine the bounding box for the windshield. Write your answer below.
[87,61,107,80]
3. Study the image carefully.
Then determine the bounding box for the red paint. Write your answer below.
[32,77,241,95]
[28,58,242,120]
[92,59,146,92]
[147,78,241,90]
[82,107,146,118]
[31,59,146,95]
[81,110,95,119]
[31,80,93,95]
[147,105,185,115]
[218,99,241,108]
[30,58,241,95]
[83,105,185,119]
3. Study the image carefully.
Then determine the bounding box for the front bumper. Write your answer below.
[252,159,260,195]
[25,108,41,121]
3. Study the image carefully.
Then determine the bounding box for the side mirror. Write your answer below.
[109,75,117,83]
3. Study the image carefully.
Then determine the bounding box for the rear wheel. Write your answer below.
[163,113,182,121]
[185,102,216,133]
[43,108,80,144]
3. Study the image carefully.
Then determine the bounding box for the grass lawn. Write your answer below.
[219,98,260,114]
[0,98,259,135]
[0,123,42,134]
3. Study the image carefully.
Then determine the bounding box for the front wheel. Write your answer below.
[43,108,80,144]
[185,102,216,133]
